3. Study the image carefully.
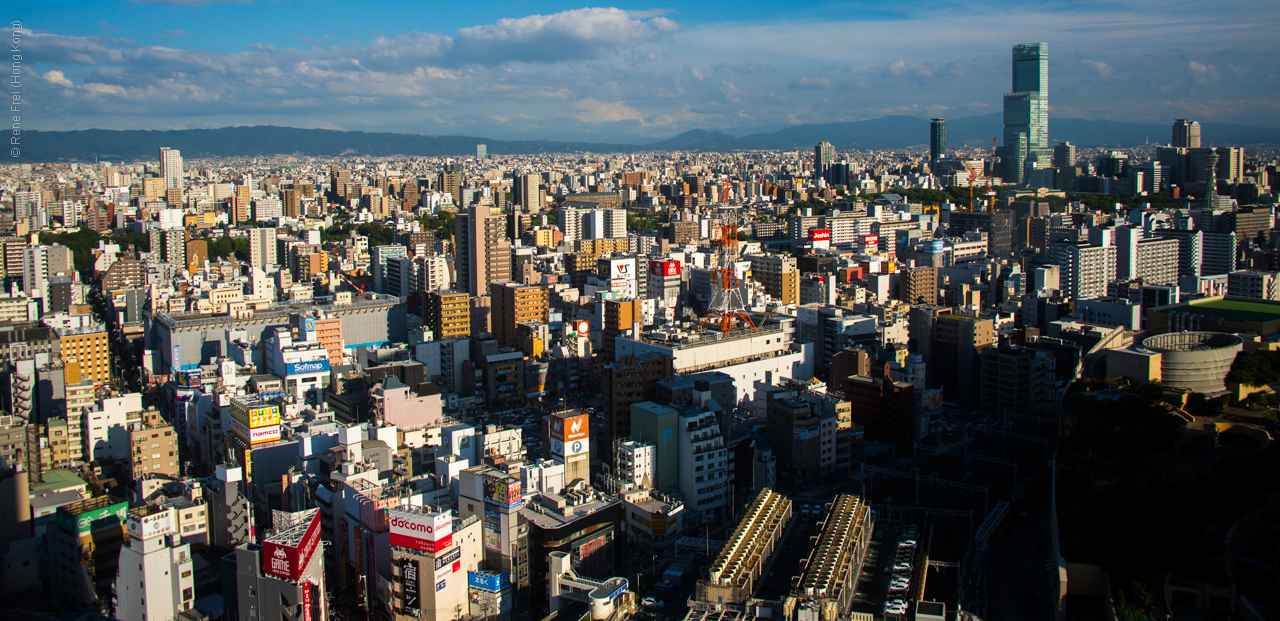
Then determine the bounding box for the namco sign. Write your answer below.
[389,510,453,554]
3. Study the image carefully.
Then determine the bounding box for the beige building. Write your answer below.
[747,254,799,304]
[426,290,471,341]
[129,410,179,480]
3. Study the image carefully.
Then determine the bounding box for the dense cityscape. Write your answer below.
[2,22,1280,621]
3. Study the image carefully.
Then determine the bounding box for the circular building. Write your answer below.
[1142,331,1244,394]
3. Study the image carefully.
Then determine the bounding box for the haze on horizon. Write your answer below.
[10,0,1280,142]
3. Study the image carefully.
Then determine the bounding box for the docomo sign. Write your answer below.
[650,260,681,277]
[389,510,453,553]
[262,511,322,582]
[862,234,880,247]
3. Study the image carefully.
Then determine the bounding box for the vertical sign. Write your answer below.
[301,583,313,621]
[401,558,420,614]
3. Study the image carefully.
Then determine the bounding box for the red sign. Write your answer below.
[575,320,589,336]
[302,583,313,621]
[811,229,831,242]
[862,234,879,246]
[261,511,322,582]
[389,510,454,553]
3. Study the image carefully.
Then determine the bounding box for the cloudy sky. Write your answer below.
[11,0,1280,141]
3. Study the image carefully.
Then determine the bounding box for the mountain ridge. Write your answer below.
[17,116,1280,162]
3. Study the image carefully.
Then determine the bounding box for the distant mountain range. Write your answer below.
[18,115,1280,162]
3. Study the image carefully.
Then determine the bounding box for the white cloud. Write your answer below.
[1188,60,1219,85]
[1080,59,1114,78]
[574,97,643,123]
[43,70,73,88]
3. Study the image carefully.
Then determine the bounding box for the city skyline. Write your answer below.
[10,0,1280,140]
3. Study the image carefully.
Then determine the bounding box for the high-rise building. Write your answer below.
[1050,241,1117,301]
[930,119,946,165]
[1172,119,1201,148]
[1053,141,1076,168]
[1115,227,1180,285]
[425,289,471,341]
[1153,228,1204,279]
[814,141,834,182]
[440,161,464,207]
[248,227,278,270]
[476,143,487,160]
[899,267,938,305]
[515,173,542,211]
[979,347,1057,417]
[129,410,178,480]
[747,254,799,304]
[456,204,511,297]
[933,313,995,409]
[1001,42,1049,184]
[158,147,183,189]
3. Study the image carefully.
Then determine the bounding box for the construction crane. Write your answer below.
[339,272,366,295]
[984,138,998,213]
[697,220,757,336]
[954,147,982,212]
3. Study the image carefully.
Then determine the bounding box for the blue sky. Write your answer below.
[10,0,1280,140]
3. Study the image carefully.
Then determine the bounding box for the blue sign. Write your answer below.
[436,579,447,592]
[924,240,944,254]
[468,571,511,592]
[286,360,331,376]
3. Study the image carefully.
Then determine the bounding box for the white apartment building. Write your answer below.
[87,393,144,461]
[1227,270,1280,301]
[616,440,658,489]
[1051,241,1117,301]
[678,408,730,516]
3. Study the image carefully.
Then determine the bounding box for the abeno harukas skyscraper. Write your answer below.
[1000,42,1049,184]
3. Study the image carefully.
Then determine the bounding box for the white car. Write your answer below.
[641,597,664,608]
[898,539,917,548]
[893,562,913,572]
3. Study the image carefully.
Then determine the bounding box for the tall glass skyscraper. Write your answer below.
[1000,42,1049,184]
[930,118,947,165]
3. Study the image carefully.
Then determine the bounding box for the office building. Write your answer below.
[765,391,825,489]
[677,406,730,516]
[1227,270,1280,301]
[899,267,938,305]
[602,353,674,456]
[1172,119,1201,149]
[1201,231,1237,276]
[457,204,512,297]
[440,161,464,207]
[515,173,542,211]
[476,144,487,160]
[48,496,129,607]
[948,211,1013,256]
[1001,42,1049,183]
[158,147,183,189]
[129,410,179,480]
[814,141,834,183]
[248,227,278,270]
[933,313,995,409]
[978,347,1057,417]
[930,118,946,165]
[388,506,482,621]
[1053,141,1076,168]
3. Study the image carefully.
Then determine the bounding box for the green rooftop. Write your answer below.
[1170,298,1280,324]
[30,469,88,494]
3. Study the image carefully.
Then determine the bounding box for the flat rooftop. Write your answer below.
[1159,297,1280,324]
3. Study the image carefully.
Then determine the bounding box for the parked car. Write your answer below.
[641,597,664,608]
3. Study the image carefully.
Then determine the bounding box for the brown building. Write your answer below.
[898,266,938,305]
[765,391,822,489]
[747,254,799,304]
[602,352,674,457]
[425,289,471,341]
[129,410,179,480]
[845,367,916,452]
[293,249,327,281]
[602,298,643,360]
[490,281,548,353]
[100,258,147,293]
[933,313,995,409]
[185,239,209,271]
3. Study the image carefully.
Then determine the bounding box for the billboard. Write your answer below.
[575,320,589,336]
[862,234,880,247]
[58,500,128,536]
[230,401,280,429]
[483,475,524,509]
[127,510,173,541]
[608,258,634,281]
[435,546,462,582]
[358,494,403,532]
[650,260,681,277]
[261,511,322,582]
[401,558,420,614]
[286,360,330,376]
[389,510,454,554]
[920,388,944,414]
[924,239,945,254]
[175,369,201,389]
[550,413,589,443]
[468,571,512,592]
[495,364,517,382]
[810,229,831,242]
[792,423,820,441]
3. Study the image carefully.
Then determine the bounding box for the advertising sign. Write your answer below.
[401,558,420,614]
[862,234,880,247]
[389,510,453,553]
[920,388,944,414]
[230,401,280,429]
[495,364,517,382]
[436,579,447,592]
[302,583,313,621]
[609,259,634,280]
[434,546,461,575]
[468,571,512,592]
[126,510,174,541]
[57,500,128,536]
[483,475,524,509]
[175,369,201,389]
[810,229,831,242]
[549,414,589,443]
[575,320,589,336]
[358,494,403,532]
[261,511,322,582]
[650,260,681,277]
[792,423,820,441]
[286,360,330,376]
[924,239,944,254]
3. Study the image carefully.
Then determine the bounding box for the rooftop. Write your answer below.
[1157,297,1280,324]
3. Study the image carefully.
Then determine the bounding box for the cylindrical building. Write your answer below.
[1141,331,1243,394]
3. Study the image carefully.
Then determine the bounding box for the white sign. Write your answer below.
[390,510,453,553]
[127,510,174,541]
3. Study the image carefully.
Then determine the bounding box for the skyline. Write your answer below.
[9,0,1280,142]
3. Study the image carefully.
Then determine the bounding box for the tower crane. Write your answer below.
[954,147,982,212]
[984,137,998,212]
